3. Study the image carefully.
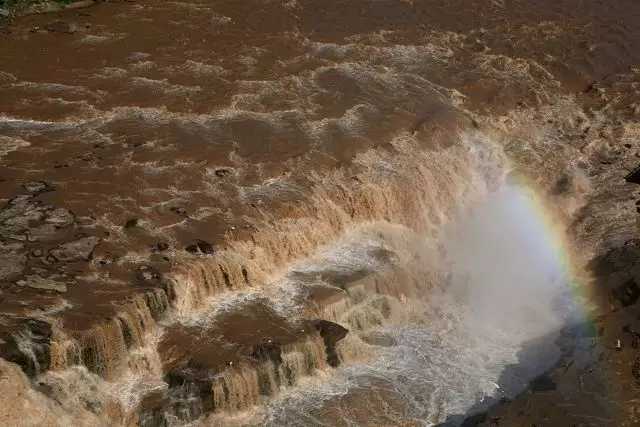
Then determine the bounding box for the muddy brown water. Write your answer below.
[1,0,640,425]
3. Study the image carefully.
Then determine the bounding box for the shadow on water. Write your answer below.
[437,320,601,427]
[436,234,640,427]
[440,238,640,427]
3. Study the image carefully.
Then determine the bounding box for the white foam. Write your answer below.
[248,182,576,426]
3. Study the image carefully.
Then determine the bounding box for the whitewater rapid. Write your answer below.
[189,183,582,427]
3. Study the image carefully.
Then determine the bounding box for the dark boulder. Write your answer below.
[214,168,233,178]
[45,20,77,34]
[251,340,283,364]
[612,279,640,307]
[529,373,557,392]
[170,207,187,216]
[185,240,215,255]
[625,164,640,185]
[313,320,348,367]
[461,412,488,427]
[124,218,140,229]
[0,319,52,377]
[164,365,214,417]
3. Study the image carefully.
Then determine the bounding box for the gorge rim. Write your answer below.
[1,0,639,426]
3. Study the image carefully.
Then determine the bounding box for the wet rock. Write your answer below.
[622,325,640,349]
[0,243,26,281]
[314,320,348,344]
[251,340,283,364]
[139,408,172,427]
[136,265,161,284]
[44,208,74,228]
[214,168,233,178]
[23,181,53,194]
[45,20,77,34]
[27,225,56,242]
[461,412,488,427]
[625,164,640,184]
[16,275,67,293]
[124,218,140,229]
[185,239,215,255]
[170,206,187,216]
[1,196,44,230]
[96,257,113,266]
[164,365,215,417]
[77,215,97,227]
[49,236,99,262]
[0,196,76,243]
[612,279,640,307]
[25,208,75,242]
[313,319,348,367]
[551,174,572,195]
[529,374,557,392]
[0,319,52,377]
[151,242,169,252]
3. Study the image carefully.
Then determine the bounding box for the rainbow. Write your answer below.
[505,173,600,333]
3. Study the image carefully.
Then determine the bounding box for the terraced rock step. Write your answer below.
[134,222,442,423]
[141,322,344,425]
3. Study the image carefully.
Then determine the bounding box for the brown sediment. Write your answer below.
[1,0,640,425]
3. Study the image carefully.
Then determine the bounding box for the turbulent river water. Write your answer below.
[251,184,580,427]
[1,0,640,426]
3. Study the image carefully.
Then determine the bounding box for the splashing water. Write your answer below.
[249,182,582,426]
